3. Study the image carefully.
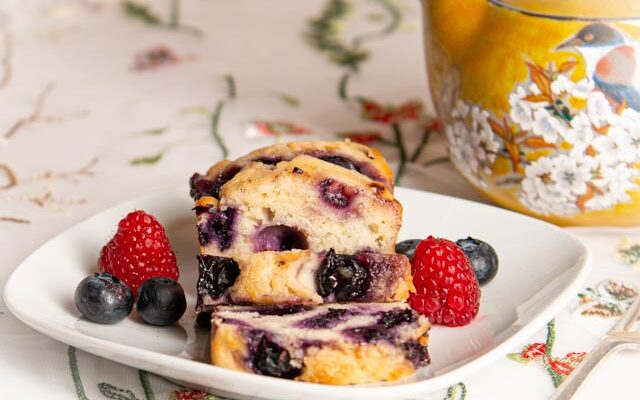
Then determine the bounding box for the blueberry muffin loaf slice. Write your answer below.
[191,142,413,309]
[210,302,430,385]
[189,140,395,200]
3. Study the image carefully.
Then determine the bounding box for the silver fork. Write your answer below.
[549,295,640,400]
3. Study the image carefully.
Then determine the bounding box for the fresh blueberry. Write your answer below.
[136,277,187,326]
[74,273,133,324]
[395,239,421,260]
[456,237,499,285]
[317,249,367,301]
[253,336,301,379]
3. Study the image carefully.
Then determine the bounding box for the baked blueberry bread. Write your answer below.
[210,302,430,384]
[197,249,412,308]
[191,142,412,309]
[189,140,395,200]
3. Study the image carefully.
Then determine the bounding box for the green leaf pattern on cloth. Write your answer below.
[507,320,587,388]
[45,1,637,399]
[443,383,467,400]
[576,279,638,317]
[617,239,640,268]
[130,153,163,166]
[98,383,141,400]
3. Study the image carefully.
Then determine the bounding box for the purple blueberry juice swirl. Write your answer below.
[403,341,431,367]
[318,179,357,208]
[344,326,391,343]
[252,225,309,252]
[197,206,237,251]
[296,308,353,329]
[353,251,408,302]
[189,150,391,201]
[378,309,416,328]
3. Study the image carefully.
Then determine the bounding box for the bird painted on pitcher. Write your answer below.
[557,23,640,111]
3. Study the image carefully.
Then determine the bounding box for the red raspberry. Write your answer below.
[408,236,480,327]
[98,210,179,296]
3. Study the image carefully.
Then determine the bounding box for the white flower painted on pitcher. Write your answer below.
[551,75,575,95]
[571,78,594,99]
[448,57,640,216]
[509,86,536,130]
[521,156,581,216]
[553,155,594,196]
[587,91,613,128]
[564,113,594,153]
[446,100,501,188]
[532,108,567,143]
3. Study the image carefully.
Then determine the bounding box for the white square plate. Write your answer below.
[4,186,591,400]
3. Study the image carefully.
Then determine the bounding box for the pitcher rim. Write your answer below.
[489,0,640,21]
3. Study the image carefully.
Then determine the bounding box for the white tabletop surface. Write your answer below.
[0,1,638,398]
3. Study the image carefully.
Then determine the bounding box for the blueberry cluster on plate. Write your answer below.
[74,210,186,327]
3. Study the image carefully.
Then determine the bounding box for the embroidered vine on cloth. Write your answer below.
[68,344,469,400]
[617,238,640,268]
[305,0,444,184]
[2,0,638,399]
[507,320,587,388]
[575,279,638,317]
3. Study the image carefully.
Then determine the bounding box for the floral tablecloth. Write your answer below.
[0,1,638,399]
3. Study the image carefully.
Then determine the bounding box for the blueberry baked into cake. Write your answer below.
[188,140,430,385]
[210,303,430,384]
[191,142,413,309]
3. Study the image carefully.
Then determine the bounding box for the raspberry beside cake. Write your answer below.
[210,302,430,384]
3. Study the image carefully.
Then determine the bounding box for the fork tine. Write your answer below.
[610,331,640,341]
[610,295,640,333]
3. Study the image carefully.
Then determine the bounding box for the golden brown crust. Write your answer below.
[195,196,218,208]
[393,257,416,300]
[209,332,419,385]
[205,140,395,192]
[298,343,415,384]
[210,324,250,373]
[209,310,430,385]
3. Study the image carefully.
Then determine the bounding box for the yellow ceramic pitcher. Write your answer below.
[423,0,640,226]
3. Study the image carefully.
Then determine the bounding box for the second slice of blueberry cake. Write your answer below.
[210,302,430,385]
